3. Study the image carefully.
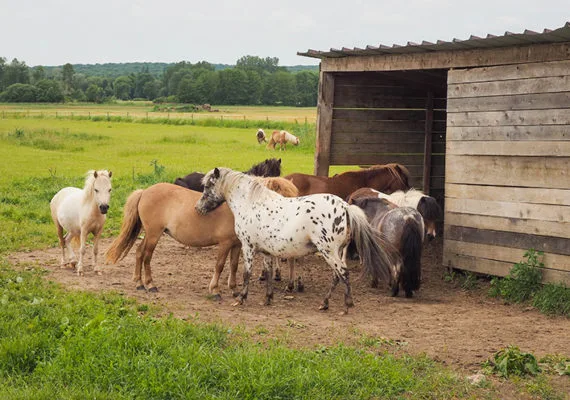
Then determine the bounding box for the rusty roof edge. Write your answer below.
[297,21,570,59]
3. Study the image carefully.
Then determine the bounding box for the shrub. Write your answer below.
[532,283,570,316]
[489,249,543,303]
[483,345,541,377]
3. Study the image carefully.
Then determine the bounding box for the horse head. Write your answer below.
[91,170,112,214]
[256,129,266,144]
[196,167,226,215]
[417,196,442,240]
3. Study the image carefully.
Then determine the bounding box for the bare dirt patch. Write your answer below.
[8,236,570,375]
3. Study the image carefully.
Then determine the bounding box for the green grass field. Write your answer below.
[0,104,565,399]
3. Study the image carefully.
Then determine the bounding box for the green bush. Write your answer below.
[483,345,541,378]
[489,249,543,303]
[532,283,570,316]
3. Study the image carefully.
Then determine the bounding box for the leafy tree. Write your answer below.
[85,84,103,103]
[113,75,134,100]
[236,55,281,74]
[295,70,318,106]
[35,79,64,102]
[2,58,30,89]
[0,83,38,102]
[31,66,46,84]
[214,68,248,105]
[244,70,262,105]
[192,70,218,104]
[263,71,296,105]
[61,63,75,95]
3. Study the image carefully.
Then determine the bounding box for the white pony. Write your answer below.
[267,130,300,151]
[196,167,401,312]
[365,188,442,240]
[50,170,112,275]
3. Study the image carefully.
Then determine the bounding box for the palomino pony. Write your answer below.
[285,163,410,200]
[50,170,112,276]
[196,168,401,312]
[350,187,442,240]
[256,128,267,144]
[174,158,282,192]
[348,195,423,298]
[105,176,298,298]
[105,183,240,296]
[267,130,300,151]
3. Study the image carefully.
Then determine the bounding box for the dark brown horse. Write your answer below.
[174,158,282,191]
[285,163,410,200]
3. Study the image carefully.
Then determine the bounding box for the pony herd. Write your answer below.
[256,129,300,151]
[50,159,441,312]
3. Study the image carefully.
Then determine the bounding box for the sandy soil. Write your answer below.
[8,236,570,377]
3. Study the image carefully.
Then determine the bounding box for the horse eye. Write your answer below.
[94,189,99,193]
[108,189,112,192]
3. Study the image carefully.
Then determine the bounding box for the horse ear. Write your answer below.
[93,170,98,178]
[278,158,281,164]
[214,168,220,179]
[108,171,112,178]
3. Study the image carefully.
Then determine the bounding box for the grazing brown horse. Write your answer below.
[267,130,300,151]
[285,163,410,200]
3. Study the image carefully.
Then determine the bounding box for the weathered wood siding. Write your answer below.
[321,71,447,201]
[444,60,570,284]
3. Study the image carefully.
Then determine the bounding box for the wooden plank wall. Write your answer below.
[329,71,448,203]
[444,60,570,285]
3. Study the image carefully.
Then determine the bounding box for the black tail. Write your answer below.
[400,218,422,296]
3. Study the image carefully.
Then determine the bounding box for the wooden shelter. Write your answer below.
[298,22,570,284]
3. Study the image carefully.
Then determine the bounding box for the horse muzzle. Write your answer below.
[99,204,109,214]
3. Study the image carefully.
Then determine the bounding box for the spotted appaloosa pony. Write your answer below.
[267,130,300,151]
[256,128,267,144]
[196,167,400,312]
[348,196,423,298]
[174,158,282,192]
[350,187,442,240]
[285,163,410,200]
[50,170,112,276]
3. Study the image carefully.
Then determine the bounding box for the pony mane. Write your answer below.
[417,195,442,220]
[215,168,280,202]
[244,158,281,177]
[83,170,111,199]
[367,164,410,189]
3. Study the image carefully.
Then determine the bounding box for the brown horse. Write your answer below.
[267,130,300,151]
[105,183,240,297]
[106,177,298,298]
[285,163,410,200]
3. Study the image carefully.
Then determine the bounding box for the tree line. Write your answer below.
[0,56,319,106]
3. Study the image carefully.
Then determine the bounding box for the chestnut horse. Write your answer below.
[267,130,299,151]
[285,163,410,200]
[105,176,298,298]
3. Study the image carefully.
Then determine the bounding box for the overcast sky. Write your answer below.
[1,0,568,67]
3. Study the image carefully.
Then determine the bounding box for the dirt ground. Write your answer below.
[8,236,570,376]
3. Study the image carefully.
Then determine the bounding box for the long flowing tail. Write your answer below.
[400,218,422,295]
[105,189,144,263]
[347,205,400,285]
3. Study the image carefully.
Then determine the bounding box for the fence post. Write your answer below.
[107,112,110,121]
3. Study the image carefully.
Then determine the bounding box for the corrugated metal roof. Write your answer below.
[298,22,570,59]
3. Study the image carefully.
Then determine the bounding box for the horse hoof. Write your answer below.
[296,279,305,292]
[405,291,413,298]
[285,283,294,292]
[209,293,222,302]
[345,298,354,308]
[148,287,159,293]
[136,285,146,291]
[274,270,281,281]
[258,271,267,281]
[318,303,329,311]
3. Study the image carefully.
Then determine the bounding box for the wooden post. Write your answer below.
[423,91,434,194]
[314,70,335,176]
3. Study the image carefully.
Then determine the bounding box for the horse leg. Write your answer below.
[209,243,232,301]
[292,258,304,292]
[64,232,77,267]
[55,223,66,267]
[92,228,103,275]
[262,256,274,305]
[233,245,254,306]
[228,244,241,296]
[76,229,89,276]
[285,258,294,292]
[133,237,146,290]
[274,257,281,281]
[320,252,353,313]
[142,233,160,292]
